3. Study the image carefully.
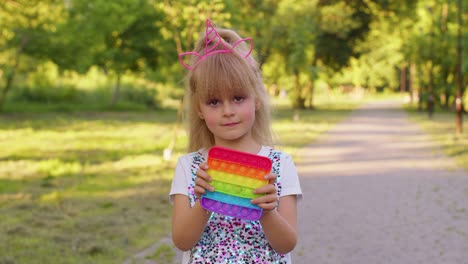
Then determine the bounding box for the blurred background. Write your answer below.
[0,0,466,263]
[0,0,466,112]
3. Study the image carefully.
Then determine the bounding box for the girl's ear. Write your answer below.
[255,99,261,110]
[198,111,204,119]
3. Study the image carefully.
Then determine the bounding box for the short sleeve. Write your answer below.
[279,153,303,200]
[169,156,190,202]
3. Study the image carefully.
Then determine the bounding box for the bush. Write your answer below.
[120,85,159,108]
[13,85,80,103]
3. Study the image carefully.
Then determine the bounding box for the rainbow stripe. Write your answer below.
[201,146,272,221]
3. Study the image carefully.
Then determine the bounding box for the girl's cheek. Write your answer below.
[241,106,256,122]
[203,116,218,129]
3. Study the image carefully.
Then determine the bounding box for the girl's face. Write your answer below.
[198,92,257,146]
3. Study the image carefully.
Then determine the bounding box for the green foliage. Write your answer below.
[271,0,318,108]
[0,0,466,113]
[0,0,66,109]
[227,0,281,66]
[315,0,372,69]
[9,83,159,110]
[118,86,159,108]
[13,85,79,103]
[152,0,231,95]
[334,15,404,89]
[51,0,164,74]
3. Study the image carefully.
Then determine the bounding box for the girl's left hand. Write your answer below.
[251,173,278,212]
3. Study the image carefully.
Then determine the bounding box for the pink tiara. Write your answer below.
[178,19,253,71]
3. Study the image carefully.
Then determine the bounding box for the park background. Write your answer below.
[0,0,466,263]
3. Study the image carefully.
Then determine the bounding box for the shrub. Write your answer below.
[13,85,80,103]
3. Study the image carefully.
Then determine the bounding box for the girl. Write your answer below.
[170,19,302,264]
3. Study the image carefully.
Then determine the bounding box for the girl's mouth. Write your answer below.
[222,122,240,127]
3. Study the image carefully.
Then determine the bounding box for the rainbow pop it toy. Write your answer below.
[201,146,272,221]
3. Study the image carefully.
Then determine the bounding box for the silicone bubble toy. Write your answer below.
[201,146,272,221]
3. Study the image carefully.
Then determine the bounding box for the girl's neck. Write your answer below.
[214,139,262,154]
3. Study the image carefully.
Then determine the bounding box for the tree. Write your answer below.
[272,0,318,109]
[314,0,372,70]
[227,0,280,68]
[0,0,65,110]
[52,0,164,105]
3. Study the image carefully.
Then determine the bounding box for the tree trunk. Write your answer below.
[294,69,305,109]
[418,86,424,112]
[400,64,406,93]
[455,0,464,134]
[427,62,435,119]
[111,73,121,106]
[428,34,434,118]
[0,69,17,110]
[0,35,29,111]
[444,89,450,110]
[307,80,315,110]
[307,56,317,110]
[409,63,415,104]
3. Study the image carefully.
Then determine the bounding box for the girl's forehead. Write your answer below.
[198,84,253,100]
[212,89,249,97]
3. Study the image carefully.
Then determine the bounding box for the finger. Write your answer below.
[196,168,212,182]
[254,199,277,211]
[194,185,207,196]
[199,162,209,171]
[250,193,277,205]
[195,177,214,192]
[257,202,277,211]
[264,173,277,184]
[254,183,276,195]
[253,193,277,209]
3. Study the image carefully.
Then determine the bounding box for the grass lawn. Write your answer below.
[405,106,468,171]
[0,111,182,264]
[0,94,362,264]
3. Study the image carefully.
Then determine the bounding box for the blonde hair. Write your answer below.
[184,27,273,152]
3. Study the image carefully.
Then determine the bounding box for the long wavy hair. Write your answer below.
[183,27,273,152]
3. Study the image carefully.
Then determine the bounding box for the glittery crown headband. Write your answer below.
[178,19,254,71]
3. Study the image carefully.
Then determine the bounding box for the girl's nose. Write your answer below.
[222,102,235,116]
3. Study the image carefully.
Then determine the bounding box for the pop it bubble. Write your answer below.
[201,146,272,221]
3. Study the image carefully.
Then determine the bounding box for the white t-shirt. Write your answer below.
[169,146,302,264]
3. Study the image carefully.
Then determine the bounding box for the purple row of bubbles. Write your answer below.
[201,198,262,221]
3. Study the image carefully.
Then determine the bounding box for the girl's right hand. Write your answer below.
[194,162,214,200]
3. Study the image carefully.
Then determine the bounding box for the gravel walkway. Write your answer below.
[291,100,468,264]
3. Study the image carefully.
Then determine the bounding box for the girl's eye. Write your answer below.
[233,96,244,103]
[207,99,219,106]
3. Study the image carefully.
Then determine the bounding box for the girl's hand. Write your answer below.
[251,173,278,213]
[194,163,214,200]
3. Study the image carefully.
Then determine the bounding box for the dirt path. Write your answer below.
[291,100,468,264]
